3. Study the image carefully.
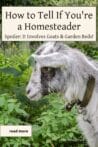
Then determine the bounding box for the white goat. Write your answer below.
[26,42,98,147]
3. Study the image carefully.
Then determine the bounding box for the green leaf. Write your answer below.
[7,99,17,103]
[15,108,28,116]
[0,97,6,107]
[0,67,22,76]
[21,140,31,145]
[8,103,15,112]
[13,144,19,147]
[28,56,35,66]
[69,132,74,138]
[18,64,28,71]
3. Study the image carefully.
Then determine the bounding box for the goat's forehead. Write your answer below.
[35,42,68,55]
[35,42,56,55]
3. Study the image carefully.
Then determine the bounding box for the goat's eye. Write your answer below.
[41,67,54,74]
[41,67,50,73]
[41,67,56,80]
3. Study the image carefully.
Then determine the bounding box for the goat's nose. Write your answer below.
[27,89,31,94]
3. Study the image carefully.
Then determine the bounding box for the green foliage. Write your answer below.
[0,44,31,96]
[31,94,84,147]
[0,93,85,147]
[0,67,22,77]
[0,42,96,146]
[0,93,32,146]
[1,0,96,7]
[70,42,98,59]
[0,93,29,125]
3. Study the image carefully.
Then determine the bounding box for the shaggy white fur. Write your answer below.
[26,42,98,147]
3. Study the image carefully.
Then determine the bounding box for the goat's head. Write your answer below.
[26,42,70,101]
[26,42,96,102]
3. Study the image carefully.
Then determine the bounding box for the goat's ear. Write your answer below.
[31,52,70,68]
[28,55,36,66]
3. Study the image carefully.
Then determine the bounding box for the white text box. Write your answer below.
[2,7,96,41]
[0,125,32,137]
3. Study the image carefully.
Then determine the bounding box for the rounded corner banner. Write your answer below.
[2,7,96,41]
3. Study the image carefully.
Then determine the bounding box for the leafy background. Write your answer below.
[0,0,98,147]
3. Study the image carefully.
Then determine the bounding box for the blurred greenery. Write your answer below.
[0,0,96,6]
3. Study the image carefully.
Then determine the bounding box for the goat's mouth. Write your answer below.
[27,91,42,101]
[31,93,39,99]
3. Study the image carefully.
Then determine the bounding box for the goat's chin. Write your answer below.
[27,93,42,101]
